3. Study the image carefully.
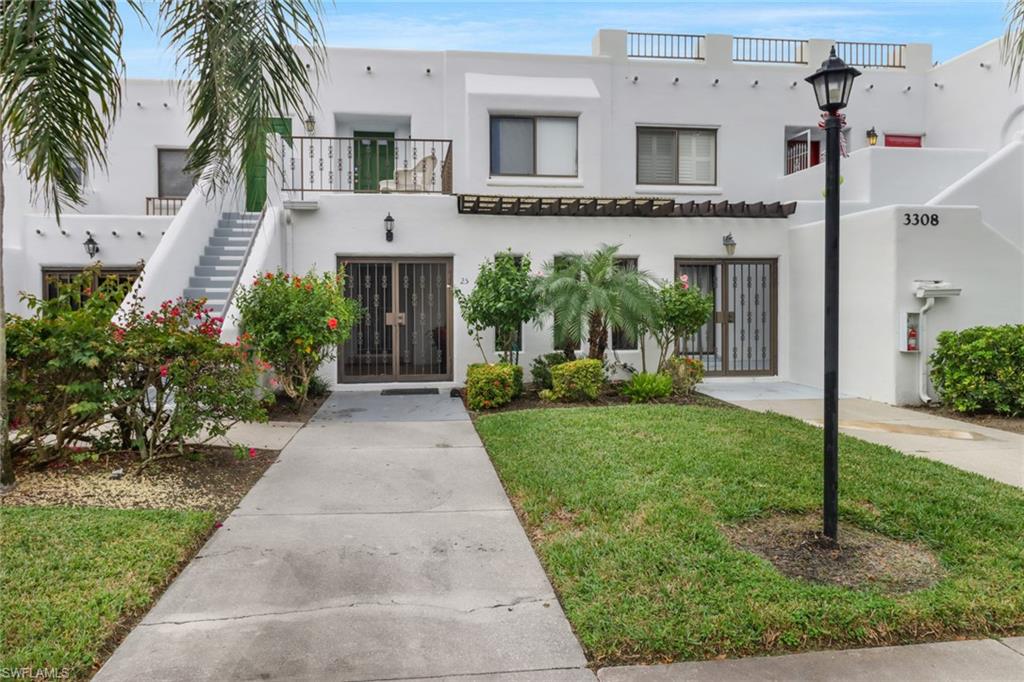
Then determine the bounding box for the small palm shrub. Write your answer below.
[544,358,605,402]
[663,355,705,395]
[466,363,520,410]
[930,325,1024,415]
[236,269,360,406]
[530,352,573,390]
[620,372,673,403]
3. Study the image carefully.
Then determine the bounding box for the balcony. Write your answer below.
[280,136,453,196]
[146,196,186,215]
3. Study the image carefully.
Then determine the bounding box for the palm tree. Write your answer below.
[0,0,325,490]
[1004,0,1024,83]
[537,244,656,360]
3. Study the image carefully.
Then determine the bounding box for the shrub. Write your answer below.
[455,251,540,365]
[649,277,715,372]
[663,355,705,396]
[930,325,1024,416]
[7,269,129,462]
[235,269,360,405]
[530,352,572,390]
[112,297,267,461]
[620,372,673,403]
[550,358,605,402]
[466,363,519,410]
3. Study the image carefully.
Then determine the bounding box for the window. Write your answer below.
[490,116,578,177]
[42,266,141,307]
[158,149,194,198]
[637,127,716,185]
[611,258,639,351]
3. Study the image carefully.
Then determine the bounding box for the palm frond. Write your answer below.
[161,0,325,190]
[1003,0,1024,85]
[0,0,127,220]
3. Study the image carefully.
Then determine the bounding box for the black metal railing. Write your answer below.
[627,32,705,60]
[835,41,905,68]
[146,196,186,215]
[280,136,453,196]
[733,37,807,64]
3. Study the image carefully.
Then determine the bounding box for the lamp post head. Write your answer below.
[384,212,395,242]
[805,46,861,113]
[866,126,879,146]
[303,113,316,135]
[83,234,100,258]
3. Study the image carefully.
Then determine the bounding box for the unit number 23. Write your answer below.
[903,213,940,226]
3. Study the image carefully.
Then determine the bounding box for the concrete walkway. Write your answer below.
[700,381,1023,488]
[96,391,591,681]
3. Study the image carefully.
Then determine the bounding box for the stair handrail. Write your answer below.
[220,203,268,323]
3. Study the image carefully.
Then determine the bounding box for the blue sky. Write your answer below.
[122,1,1008,79]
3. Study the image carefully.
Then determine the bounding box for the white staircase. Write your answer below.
[182,211,261,316]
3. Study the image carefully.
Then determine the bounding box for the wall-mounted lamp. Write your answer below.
[83,233,100,258]
[723,233,736,256]
[711,78,719,87]
[866,127,878,146]
[384,212,395,242]
[303,113,316,134]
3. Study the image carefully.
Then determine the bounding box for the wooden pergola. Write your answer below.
[456,195,798,218]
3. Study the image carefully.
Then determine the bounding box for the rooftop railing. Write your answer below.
[280,136,453,196]
[733,37,807,64]
[626,32,705,60]
[835,41,906,68]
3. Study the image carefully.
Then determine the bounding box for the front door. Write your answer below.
[675,258,778,376]
[245,118,292,211]
[338,258,452,382]
[354,131,395,192]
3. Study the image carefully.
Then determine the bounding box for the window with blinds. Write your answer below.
[637,127,717,185]
[490,116,578,177]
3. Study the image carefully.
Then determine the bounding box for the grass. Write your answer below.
[1,506,213,679]
[474,404,1024,665]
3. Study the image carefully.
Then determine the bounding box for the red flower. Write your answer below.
[327,318,338,330]
[265,272,274,280]
[159,365,169,378]
[248,448,257,458]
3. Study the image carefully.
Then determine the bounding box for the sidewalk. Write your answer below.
[598,638,1024,681]
[96,391,589,681]
[700,381,1023,488]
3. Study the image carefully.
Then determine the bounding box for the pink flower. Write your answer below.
[679,274,690,290]
[327,317,338,330]
[248,448,257,458]
[214,521,223,529]
[159,365,169,378]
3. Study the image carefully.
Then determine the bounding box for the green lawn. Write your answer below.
[475,405,1024,665]
[1,506,213,679]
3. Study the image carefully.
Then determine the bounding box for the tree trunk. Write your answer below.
[587,311,607,360]
[0,136,14,490]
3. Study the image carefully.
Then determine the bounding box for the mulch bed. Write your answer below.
[723,513,945,594]
[266,391,330,422]
[906,404,1024,436]
[0,446,278,520]
[459,383,728,415]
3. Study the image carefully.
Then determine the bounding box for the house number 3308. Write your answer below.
[903,212,940,226]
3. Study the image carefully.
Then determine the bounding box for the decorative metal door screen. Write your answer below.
[675,258,778,376]
[338,258,452,382]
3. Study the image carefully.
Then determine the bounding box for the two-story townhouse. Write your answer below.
[4,30,1022,405]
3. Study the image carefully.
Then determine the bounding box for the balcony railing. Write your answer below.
[280,136,453,196]
[146,196,186,215]
[733,37,807,64]
[835,41,905,68]
[627,32,704,60]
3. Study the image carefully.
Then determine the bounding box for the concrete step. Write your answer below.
[221,212,261,221]
[195,266,238,277]
[199,255,242,267]
[204,245,247,257]
[189,276,234,289]
[209,236,251,247]
[214,228,254,238]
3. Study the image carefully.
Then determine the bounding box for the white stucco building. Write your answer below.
[4,30,1023,404]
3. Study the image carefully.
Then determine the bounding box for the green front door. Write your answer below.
[245,117,292,211]
[354,131,394,192]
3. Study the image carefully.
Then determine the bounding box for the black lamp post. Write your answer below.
[805,47,859,542]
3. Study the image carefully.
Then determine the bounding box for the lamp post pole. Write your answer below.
[823,112,841,542]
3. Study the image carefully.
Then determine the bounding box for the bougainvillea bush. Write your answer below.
[111,296,266,462]
[235,269,360,405]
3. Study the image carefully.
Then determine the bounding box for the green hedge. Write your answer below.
[466,363,522,410]
[546,358,604,402]
[620,372,673,403]
[930,324,1024,416]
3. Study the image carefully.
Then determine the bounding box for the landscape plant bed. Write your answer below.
[460,382,724,414]
[265,390,330,423]
[474,405,1024,665]
[906,404,1024,436]
[0,445,278,518]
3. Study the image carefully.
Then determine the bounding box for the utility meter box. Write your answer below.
[899,311,921,353]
